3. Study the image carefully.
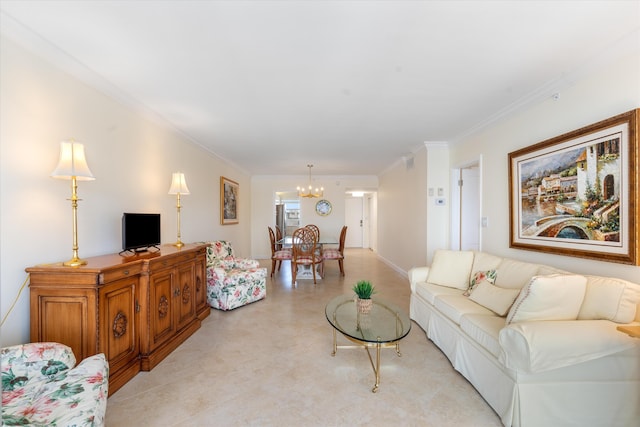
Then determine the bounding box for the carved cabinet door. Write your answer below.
[194,254,208,316]
[99,276,139,375]
[175,262,196,331]
[148,268,175,351]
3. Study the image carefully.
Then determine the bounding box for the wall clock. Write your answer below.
[315,199,332,216]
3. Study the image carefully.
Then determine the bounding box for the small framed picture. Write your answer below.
[220,176,239,225]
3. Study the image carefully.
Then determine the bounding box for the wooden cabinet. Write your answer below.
[28,244,209,394]
[98,275,140,393]
[194,255,208,319]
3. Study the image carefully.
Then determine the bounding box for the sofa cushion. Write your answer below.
[471,251,503,274]
[506,274,587,324]
[414,282,464,305]
[469,280,520,316]
[426,250,474,290]
[460,314,505,358]
[578,276,640,324]
[494,258,541,289]
[536,265,569,276]
[464,269,497,296]
[499,320,638,373]
[433,294,494,324]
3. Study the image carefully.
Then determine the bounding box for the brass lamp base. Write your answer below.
[173,240,185,248]
[63,257,87,267]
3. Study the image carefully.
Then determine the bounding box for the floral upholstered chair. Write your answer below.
[1,342,109,427]
[205,240,267,310]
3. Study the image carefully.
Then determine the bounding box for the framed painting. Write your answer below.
[220,176,239,225]
[508,108,639,265]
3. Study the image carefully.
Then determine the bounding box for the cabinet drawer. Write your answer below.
[149,253,195,270]
[100,264,143,284]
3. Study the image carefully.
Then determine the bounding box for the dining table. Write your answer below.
[277,235,339,280]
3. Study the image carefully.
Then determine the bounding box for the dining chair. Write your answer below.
[275,225,287,251]
[306,224,320,241]
[268,226,292,277]
[291,226,323,284]
[306,224,323,258]
[322,225,347,276]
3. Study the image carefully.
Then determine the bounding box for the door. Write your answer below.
[460,165,480,251]
[345,197,363,248]
[194,254,208,317]
[176,262,196,331]
[148,268,175,350]
[99,276,139,375]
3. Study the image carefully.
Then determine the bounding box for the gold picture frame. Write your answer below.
[220,176,239,225]
[508,108,639,265]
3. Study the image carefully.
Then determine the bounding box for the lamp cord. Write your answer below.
[1,274,29,327]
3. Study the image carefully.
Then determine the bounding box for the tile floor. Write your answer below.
[105,248,502,426]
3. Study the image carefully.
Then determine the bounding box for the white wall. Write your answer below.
[377,147,429,273]
[425,143,450,262]
[0,36,251,347]
[250,175,378,259]
[450,49,640,282]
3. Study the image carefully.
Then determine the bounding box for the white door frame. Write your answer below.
[450,156,483,251]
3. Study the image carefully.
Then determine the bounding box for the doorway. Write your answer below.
[275,192,299,237]
[451,159,482,251]
[345,197,363,247]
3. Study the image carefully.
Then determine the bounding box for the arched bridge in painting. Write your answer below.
[523,215,594,239]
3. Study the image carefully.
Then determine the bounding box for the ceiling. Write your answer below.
[1,1,639,176]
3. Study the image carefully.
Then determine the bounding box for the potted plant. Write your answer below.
[353,280,376,313]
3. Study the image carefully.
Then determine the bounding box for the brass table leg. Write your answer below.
[363,338,382,393]
[373,342,381,393]
[331,313,337,356]
[330,329,402,393]
[395,311,402,357]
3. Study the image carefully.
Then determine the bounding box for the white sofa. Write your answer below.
[409,250,640,427]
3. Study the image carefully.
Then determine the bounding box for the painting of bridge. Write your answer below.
[509,108,639,265]
[518,137,621,242]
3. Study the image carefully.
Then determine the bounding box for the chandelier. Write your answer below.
[297,164,324,198]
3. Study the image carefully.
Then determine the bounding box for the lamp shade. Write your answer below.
[51,141,95,180]
[168,172,190,195]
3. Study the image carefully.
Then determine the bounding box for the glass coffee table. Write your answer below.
[325,294,411,392]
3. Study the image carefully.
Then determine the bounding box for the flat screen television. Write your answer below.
[122,213,161,252]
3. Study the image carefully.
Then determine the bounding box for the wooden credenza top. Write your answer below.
[26,243,209,278]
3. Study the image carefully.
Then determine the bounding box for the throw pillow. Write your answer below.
[469,279,520,316]
[425,250,474,290]
[464,269,497,296]
[578,276,640,323]
[494,258,542,289]
[506,274,587,324]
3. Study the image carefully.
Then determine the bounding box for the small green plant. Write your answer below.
[352,280,376,299]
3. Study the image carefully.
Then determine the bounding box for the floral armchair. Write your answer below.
[1,342,109,427]
[205,240,267,311]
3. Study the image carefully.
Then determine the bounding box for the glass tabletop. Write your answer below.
[325,294,411,344]
[278,236,338,245]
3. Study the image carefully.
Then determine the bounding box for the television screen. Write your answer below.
[122,213,161,251]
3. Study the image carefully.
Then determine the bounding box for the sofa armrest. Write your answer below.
[499,320,639,374]
[1,342,76,386]
[408,267,430,293]
[2,352,109,427]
